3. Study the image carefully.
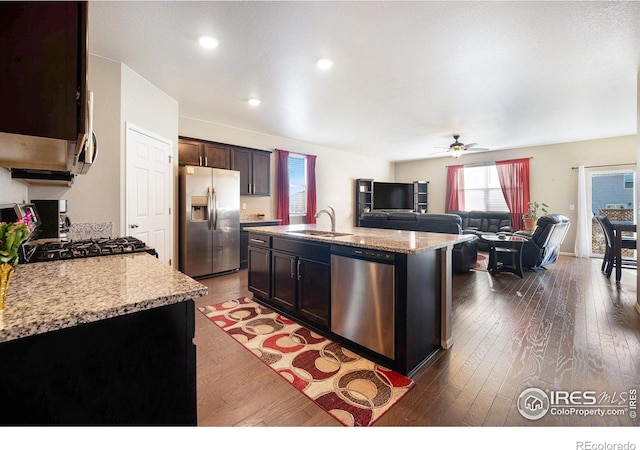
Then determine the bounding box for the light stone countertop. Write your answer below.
[0,253,208,344]
[246,224,474,254]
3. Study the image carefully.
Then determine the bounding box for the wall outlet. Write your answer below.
[569,204,575,211]
[242,203,247,210]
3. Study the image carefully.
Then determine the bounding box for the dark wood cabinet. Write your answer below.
[271,251,298,312]
[248,234,330,329]
[203,143,231,169]
[178,138,231,169]
[0,1,88,141]
[240,222,280,269]
[247,233,272,300]
[296,257,331,327]
[232,147,271,196]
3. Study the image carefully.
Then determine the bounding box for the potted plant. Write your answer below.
[522,201,549,231]
[0,211,33,310]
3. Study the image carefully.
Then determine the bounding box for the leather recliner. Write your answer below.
[509,214,571,269]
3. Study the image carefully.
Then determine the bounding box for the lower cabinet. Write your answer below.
[247,233,271,300]
[248,234,330,330]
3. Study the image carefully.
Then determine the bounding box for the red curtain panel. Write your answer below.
[445,164,465,211]
[276,149,290,225]
[305,154,317,224]
[495,158,530,231]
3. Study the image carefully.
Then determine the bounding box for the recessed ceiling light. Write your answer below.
[316,59,333,70]
[199,36,219,49]
[248,98,261,107]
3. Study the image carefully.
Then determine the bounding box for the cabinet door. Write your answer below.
[203,143,231,169]
[271,252,297,312]
[239,231,249,269]
[0,2,86,140]
[178,139,202,166]
[297,258,331,328]
[251,151,271,196]
[248,246,271,300]
[232,148,252,195]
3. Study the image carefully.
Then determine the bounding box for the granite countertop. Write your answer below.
[240,217,281,224]
[246,224,474,254]
[0,253,208,344]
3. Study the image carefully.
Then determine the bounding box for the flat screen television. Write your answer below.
[373,182,414,210]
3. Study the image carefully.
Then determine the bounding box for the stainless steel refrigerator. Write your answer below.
[179,166,240,278]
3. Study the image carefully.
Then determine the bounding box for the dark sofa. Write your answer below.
[359,212,479,273]
[446,210,514,251]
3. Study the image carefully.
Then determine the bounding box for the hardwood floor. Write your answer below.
[193,255,639,427]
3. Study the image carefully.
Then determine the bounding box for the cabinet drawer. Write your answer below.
[272,237,330,263]
[248,233,271,248]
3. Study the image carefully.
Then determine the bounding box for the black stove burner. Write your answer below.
[23,237,155,263]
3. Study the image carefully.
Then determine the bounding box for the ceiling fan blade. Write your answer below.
[464,143,479,149]
[466,147,489,152]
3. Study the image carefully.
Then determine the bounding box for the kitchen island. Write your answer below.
[0,252,207,425]
[246,224,473,376]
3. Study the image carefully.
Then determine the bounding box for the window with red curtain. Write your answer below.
[276,149,290,225]
[445,164,465,211]
[305,154,317,224]
[495,158,530,231]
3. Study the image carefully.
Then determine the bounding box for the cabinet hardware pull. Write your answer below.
[290,259,296,279]
[250,238,265,243]
[204,156,208,166]
[297,260,302,280]
[199,156,203,166]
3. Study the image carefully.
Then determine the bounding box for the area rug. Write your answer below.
[473,252,489,272]
[198,297,415,426]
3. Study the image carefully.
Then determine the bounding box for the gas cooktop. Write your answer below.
[21,237,156,263]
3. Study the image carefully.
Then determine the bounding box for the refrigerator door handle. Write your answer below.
[207,186,213,230]
[212,187,218,230]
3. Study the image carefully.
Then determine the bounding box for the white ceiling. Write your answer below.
[88,1,640,162]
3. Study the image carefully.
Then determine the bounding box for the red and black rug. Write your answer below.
[198,297,415,426]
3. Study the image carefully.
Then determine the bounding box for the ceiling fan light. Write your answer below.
[449,148,464,158]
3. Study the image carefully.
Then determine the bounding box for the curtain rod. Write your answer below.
[571,162,636,170]
[445,156,533,168]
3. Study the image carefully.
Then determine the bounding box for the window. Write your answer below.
[288,154,306,215]
[463,164,509,211]
[624,173,634,189]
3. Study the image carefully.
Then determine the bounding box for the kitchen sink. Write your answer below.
[288,230,352,238]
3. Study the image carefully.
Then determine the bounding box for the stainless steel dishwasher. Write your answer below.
[330,245,395,359]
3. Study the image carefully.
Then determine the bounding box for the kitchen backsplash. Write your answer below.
[67,222,114,240]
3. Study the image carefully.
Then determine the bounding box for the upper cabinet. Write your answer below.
[179,137,271,196]
[232,147,270,196]
[178,138,231,169]
[0,1,88,141]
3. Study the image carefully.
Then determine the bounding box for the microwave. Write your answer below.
[0,203,42,239]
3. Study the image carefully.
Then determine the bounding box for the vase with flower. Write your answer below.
[0,211,32,310]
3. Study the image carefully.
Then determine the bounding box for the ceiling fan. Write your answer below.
[435,134,489,158]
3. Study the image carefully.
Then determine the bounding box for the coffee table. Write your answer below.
[481,234,528,278]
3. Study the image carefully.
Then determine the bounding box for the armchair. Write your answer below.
[510,214,570,269]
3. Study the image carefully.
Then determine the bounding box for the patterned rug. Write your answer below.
[198,297,415,426]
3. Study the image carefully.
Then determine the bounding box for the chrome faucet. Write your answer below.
[315,206,336,232]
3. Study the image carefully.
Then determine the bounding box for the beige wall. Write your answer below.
[179,116,394,230]
[0,168,28,204]
[30,56,179,253]
[394,135,637,254]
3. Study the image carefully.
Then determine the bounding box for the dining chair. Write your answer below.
[595,215,636,279]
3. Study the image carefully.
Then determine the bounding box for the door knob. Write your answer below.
[130,224,139,229]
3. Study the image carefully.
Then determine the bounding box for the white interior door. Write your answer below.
[125,124,172,265]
